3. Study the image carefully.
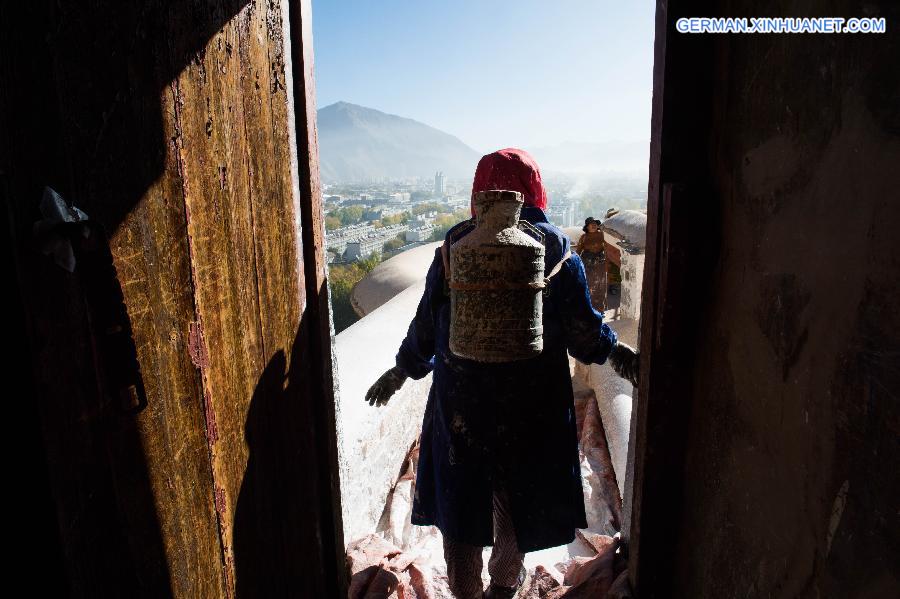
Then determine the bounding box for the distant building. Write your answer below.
[326,237,348,254]
[447,197,469,211]
[343,224,410,260]
[411,213,435,226]
[405,224,435,242]
[344,237,384,261]
[325,222,378,254]
[433,171,445,196]
[546,200,576,227]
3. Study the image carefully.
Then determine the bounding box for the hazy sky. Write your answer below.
[311,1,655,153]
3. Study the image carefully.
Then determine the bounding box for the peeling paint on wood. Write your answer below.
[215,485,228,518]
[204,387,219,446]
[188,320,210,369]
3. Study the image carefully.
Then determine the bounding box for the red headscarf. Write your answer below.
[470,148,548,216]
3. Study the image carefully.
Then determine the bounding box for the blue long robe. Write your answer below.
[394,206,618,552]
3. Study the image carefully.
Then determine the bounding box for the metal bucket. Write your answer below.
[449,190,545,362]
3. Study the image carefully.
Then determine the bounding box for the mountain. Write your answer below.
[316,102,481,183]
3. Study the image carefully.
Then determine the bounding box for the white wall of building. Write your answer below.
[334,282,430,545]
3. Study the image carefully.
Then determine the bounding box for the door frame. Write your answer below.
[626,0,719,595]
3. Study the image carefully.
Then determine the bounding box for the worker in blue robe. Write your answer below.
[365,149,639,598]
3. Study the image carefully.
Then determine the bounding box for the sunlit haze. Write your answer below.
[312,1,655,158]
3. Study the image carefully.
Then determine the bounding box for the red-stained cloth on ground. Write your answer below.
[573,392,623,534]
[516,535,628,599]
[347,534,435,599]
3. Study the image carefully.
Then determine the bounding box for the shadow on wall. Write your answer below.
[233,310,338,598]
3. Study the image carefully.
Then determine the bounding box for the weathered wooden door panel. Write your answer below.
[2,0,341,596]
[171,1,333,596]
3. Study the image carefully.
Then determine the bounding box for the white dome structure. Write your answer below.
[350,242,442,317]
[562,226,582,242]
[602,210,647,250]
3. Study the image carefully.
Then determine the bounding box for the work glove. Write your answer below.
[365,366,407,407]
[608,342,640,387]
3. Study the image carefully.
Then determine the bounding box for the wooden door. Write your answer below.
[1,0,343,596]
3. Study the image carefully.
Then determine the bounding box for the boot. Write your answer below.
[483,566,526,598]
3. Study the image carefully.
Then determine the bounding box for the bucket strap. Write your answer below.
[449,280,547,291]
[441,238,450,279]
[545,249,571,283]
[442,240,571,288]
